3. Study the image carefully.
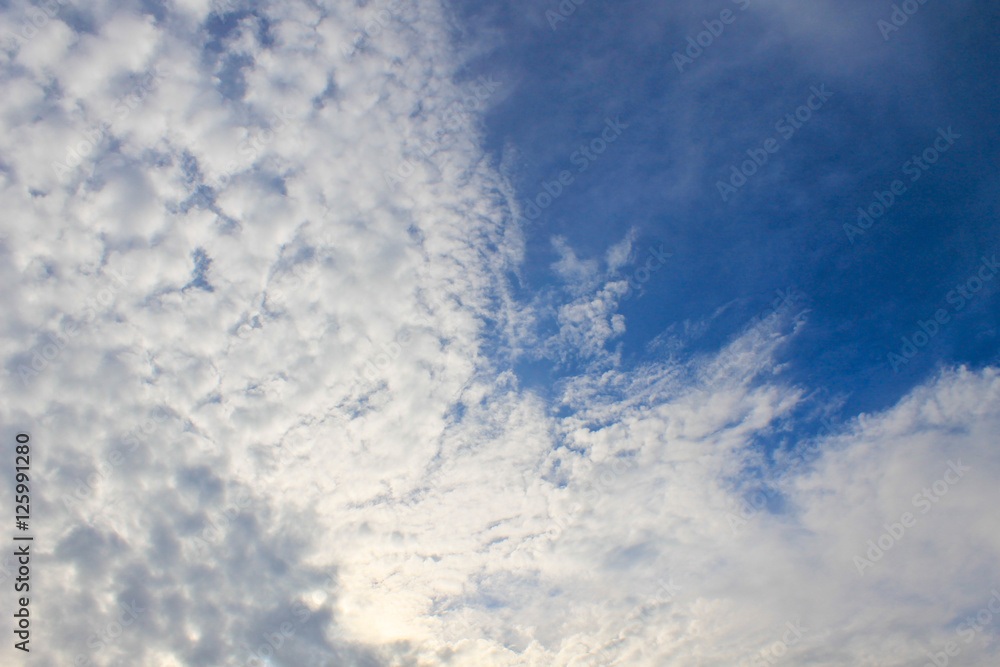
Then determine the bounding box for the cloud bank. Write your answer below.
[0,0,998,665]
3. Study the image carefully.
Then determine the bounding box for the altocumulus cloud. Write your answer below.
[0,1,999,666]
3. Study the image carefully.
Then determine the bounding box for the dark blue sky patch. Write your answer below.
[450,0,1000,427]
[215,52,255,101]
[139,0,168,23]
[184,247,215,293]
[205,7,255,54]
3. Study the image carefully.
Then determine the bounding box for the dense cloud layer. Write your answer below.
[1,0,998,665]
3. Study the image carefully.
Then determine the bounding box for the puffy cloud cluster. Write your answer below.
[1,1,998,666]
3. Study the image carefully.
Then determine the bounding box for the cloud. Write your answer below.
[1,0,998,665]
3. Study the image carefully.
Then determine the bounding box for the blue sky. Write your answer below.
[1,0,999,665]
[465,0,999,419]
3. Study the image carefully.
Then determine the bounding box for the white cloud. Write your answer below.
[1,1,999,666]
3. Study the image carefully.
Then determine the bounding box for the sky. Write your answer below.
[1,0,999,665]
